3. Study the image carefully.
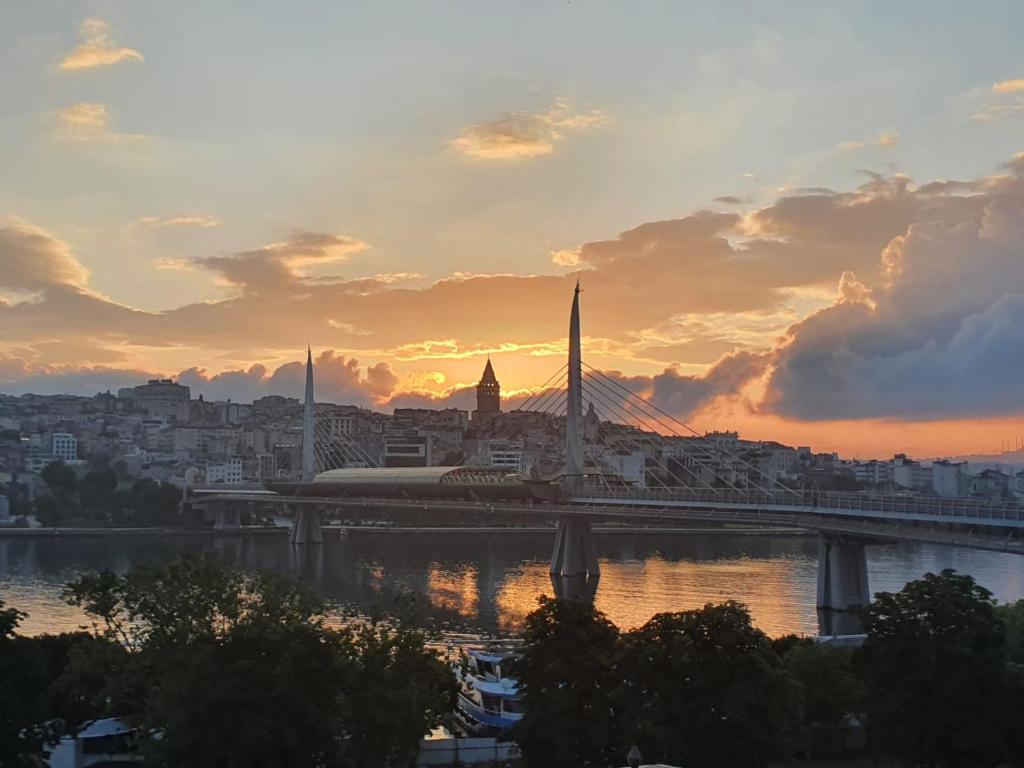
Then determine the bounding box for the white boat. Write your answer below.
[453,647,524,734]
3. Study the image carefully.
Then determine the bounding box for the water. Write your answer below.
[2,530,1023,638]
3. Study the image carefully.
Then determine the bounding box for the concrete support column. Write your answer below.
[550,517,600,578]
[290,504,323,545]
[816,534,870,635]
[212,500,241,531]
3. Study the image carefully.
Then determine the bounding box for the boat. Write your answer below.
[452,646,524,735]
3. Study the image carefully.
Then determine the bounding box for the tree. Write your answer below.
[782,642,861,756]
[998,599,1024,664]
[0,599,57,766]
[513,596,623,768]
[35,492,71,527]
[857,569,1010,768]
[618,602,799,768]
[64,555,455,767]
[79,468,119,520]
[41,460,77,499]
[339,622,457,768]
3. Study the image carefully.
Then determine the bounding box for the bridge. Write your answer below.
[191,282,1024,634]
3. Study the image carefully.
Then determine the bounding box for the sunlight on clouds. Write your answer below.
[59,18,144,71]
[54,102,144,143]
[993,78,1024,93]
[451,100,607,161]
[140,215,221,228]
[837,130,899,151]
[151,257,194,271]
[550,247,581,267]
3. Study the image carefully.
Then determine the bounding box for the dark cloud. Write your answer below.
[764,199,1024,419]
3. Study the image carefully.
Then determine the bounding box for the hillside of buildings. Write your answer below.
[2,363,1023,524]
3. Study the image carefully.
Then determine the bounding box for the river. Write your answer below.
[2,529,1023,638]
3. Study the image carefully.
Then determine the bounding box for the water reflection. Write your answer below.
[1,531,1022,639]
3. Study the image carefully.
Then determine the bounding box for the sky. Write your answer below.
[3,1,1024,458]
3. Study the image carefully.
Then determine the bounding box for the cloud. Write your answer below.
[451,100,607,160]
[140,215,221,228]
[54,102,144,143]
[838,130,900,151]
[178,350,397,405]
[993,78,1024,94]
[550,248,581,267]
[972,99,1024,122]
[0,221,90,291]
[713,195,749,205]
[763,198,1024,420]
[195,232,369,294]
[5,153,1024,429]
[0,350,398,406]
[60,18,143,71]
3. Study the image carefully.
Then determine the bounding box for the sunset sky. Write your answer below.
[3,2,1024,457]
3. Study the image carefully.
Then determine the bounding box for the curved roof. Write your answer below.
[314,466,523,485]
[314,466,460,485]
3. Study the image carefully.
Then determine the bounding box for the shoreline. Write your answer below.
[0,524,809,538]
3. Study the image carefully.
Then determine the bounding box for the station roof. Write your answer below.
[313,466,519,485]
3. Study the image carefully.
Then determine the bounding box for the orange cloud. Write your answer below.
[59,19,143,71]
[451,100,607,160]
[54,102,144,143]
[993,78,1024,93]
[140,215,221,228]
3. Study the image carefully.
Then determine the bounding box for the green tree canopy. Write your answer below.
[41,461,77,498]
[857,569,1011,768]
[619,602,800,768]
[513,596,623,768]
[64,555,454,768]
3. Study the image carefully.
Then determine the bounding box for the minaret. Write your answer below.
[302,346,315,482]
[565,280,584,492]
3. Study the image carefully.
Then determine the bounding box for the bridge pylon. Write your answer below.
[551,281,600,583]
[212,499,241,531]
[816,534,870,635]
[290,504,323,545]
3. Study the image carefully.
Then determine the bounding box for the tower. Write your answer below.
[472,357,501,425]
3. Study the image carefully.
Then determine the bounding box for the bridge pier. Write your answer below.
[816,534,870,635]
[290,504,323,545]
[212,500,241,531]
[550,517,600,578]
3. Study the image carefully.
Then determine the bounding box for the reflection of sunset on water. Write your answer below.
[496,554,819,637]
[4,533,1023,639]
[426,564,480,615]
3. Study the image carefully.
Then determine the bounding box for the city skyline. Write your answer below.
[4,2,1024,456]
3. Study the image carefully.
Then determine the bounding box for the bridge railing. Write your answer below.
[572,486,1024,524]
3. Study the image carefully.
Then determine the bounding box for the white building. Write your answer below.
[52,432,77,462]
[485,440,532,474]
[206,457,243,484]
[599,449,647,488]
[932,460,967,498]
[892,454,931,491]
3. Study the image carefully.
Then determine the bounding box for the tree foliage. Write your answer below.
[63,555,455,768]
[513,596,623,767]
[857,569,1012,768]
[619,603,799,768]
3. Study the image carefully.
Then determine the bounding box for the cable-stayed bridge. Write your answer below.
[193,283,1024,633]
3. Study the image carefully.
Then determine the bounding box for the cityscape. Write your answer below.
[3,353,1024,528]
[4,2,1024,767]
